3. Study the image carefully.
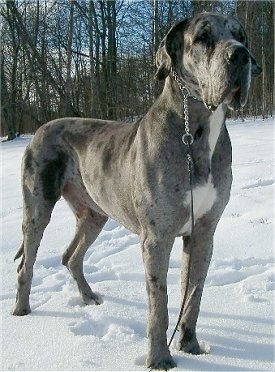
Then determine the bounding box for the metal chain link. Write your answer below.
[171,68,196,146]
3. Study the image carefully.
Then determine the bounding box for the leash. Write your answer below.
[168,68,196,348]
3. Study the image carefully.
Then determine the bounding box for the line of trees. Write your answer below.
[1,0,274,139]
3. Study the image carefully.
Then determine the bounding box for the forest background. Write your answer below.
[1,0,274,139]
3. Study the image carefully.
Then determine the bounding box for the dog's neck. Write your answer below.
[170,67,200,102]
[145,74,227,153]
[159,75,213,127]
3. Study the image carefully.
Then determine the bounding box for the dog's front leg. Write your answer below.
[141,233,176,370]
[178,223,215,354]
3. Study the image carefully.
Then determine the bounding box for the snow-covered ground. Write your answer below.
[1,118,274,371]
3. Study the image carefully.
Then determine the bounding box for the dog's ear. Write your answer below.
[155,39,172,80]
[155,19,189,80]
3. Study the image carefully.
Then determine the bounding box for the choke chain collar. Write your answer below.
[171,67,198,147]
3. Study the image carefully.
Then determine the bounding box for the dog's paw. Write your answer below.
[82,292,103,306]
[178,337,208,355]
[146,353,176,370]
[180,341,204,355]
[178,328,207,355]
[12,303,31,316]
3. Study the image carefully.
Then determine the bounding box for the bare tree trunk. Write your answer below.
[153,0,160,98]
[65,0,75,116]
[1,53,14,138]
[106,0,117,119]
[88,0,97,117]
[6,1,65,103]
[261,4,266,119]
[1,1,19,139]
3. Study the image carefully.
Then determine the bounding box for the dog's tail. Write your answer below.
[14,243,24,261]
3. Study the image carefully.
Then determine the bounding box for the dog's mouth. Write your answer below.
[224,84,242,110]
[204,78,249,112]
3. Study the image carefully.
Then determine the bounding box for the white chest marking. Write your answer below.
[180,180,217,235]
[179,104,225,235]
[208,104,225,158]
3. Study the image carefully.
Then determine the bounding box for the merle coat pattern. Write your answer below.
[13,13,261,370]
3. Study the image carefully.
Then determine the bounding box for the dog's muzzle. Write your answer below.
[221,44,254,111]
[204,44,255,112]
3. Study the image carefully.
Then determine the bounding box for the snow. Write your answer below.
[0,117,274,371]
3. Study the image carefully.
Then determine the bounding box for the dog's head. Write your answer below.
[156,12,261,111]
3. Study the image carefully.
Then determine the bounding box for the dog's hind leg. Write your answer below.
[62,188,107,305]
[13,200,55,316]
[13,146,67,315]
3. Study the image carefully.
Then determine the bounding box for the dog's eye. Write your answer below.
[193,25,212,44]
[193,31,208,44]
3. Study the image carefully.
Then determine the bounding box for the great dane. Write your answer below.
[13,12,261,370]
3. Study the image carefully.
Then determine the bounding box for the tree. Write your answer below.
[0,0,273,138]
[235,0,274,118]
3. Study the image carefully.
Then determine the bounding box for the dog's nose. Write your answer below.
[226,46,249,66]
[249,55,262,76]
[252,64,262,76]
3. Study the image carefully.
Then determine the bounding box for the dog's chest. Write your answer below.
[179,105,224,235]
[179,179,216,235]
